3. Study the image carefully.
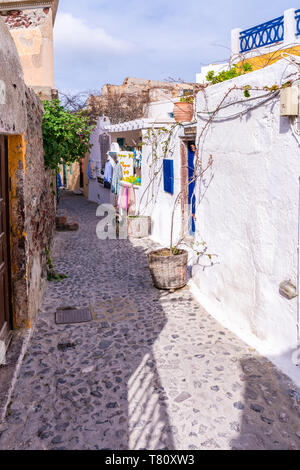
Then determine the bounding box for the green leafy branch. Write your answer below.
[206,63,253,85]
[42,99,95,170]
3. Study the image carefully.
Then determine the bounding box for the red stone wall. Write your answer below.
[10,87,55,328]
[1,7,50,30]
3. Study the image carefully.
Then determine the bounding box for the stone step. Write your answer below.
[55,208,68,226]
[56,216,79,232]
[65,217,79,232]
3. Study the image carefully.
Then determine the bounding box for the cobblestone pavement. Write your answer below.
[1,192,300,450]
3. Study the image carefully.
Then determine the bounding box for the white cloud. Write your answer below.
[54,12,136,55]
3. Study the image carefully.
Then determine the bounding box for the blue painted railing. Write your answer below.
[240,16,284,53]
[296,9,300,36]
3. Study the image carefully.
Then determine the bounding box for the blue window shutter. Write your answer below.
[163,159,174,195]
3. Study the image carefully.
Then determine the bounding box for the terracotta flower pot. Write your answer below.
[173,102,194,123]
[147,249,188,290]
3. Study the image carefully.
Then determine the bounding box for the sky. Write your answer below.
[54,0,295,93]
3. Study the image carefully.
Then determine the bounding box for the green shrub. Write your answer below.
[42,99,94,170]
[206,63,253,85]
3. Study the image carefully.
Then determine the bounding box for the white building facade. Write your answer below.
[192,58,300,385]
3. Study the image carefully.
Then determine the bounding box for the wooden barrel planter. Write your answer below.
[173,102,194,123]
[147,248,188,290]
[127,215,151,239]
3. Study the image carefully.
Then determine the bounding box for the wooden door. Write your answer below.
[0,135,11,339]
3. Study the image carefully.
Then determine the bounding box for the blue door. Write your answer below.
[188,144,196,235]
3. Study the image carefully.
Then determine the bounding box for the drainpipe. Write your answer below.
[283,8,297,47]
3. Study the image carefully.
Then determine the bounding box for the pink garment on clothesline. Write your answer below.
[118,184,136,213]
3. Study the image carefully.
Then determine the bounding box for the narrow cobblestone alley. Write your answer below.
[0,192,300,450]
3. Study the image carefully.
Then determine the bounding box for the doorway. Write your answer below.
[187,142,196,236]
[0,135,12,340]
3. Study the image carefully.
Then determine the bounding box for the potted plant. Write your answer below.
[147,192,190,290]
[173,93,194,123]
[122,174,151,239]
[127,214,151,239]
[148,247,188,290]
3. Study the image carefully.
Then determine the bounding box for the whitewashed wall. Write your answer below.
[136,126,183,248]
[192,59,300,383]
[146,100,175,121]
[196,63,229,84]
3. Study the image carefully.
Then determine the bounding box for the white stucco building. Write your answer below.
[192,58,300,385]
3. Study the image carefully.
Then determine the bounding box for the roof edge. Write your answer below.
[0,0,59,24]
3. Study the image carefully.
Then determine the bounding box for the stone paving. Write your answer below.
[1,192,300,450]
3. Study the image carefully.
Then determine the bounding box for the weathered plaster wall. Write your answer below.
[193,59,300,380]
[66,162,80,191]
[102,77,196,103]
[1,6,55,93]
[83,155,89,198]
[0,15,26,134]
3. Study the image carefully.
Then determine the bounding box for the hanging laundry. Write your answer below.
[87,161,91,180]
[57,172,62,188]
[99,133,111,169]
[64,164,68,185]
[108,153,117,169]
[111,162,123,196]
[137,150,142,169]
[88,161,96,179]
[96,164,102,178]
[104,160,113,189]
[118,185,129,212]
[128,184,136,215]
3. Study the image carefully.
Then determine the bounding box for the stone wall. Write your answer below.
[102,77,198,101]
[2,6,50,29]
[24,87,55,326]
[88,77,202,124]
[8,87,55,328]
[0,15,55,329]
